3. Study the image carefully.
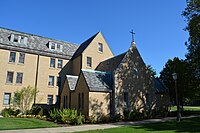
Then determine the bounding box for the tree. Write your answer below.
[14,86,38,114]
[147,65,157,77]
[159,57,192,104]
[183,0,200,99]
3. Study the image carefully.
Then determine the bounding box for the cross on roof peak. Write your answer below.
[130,29,135,42]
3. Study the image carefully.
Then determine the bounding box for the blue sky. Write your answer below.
[1,0,188,76]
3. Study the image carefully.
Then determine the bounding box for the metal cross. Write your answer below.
[130,29,135,41]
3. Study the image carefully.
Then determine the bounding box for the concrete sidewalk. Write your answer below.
[0,115,199,133]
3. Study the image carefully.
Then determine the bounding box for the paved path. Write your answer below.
[0,115,199,133]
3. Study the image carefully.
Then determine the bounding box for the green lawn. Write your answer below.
[80,117,200,133]
[0,118,59,130]
[170,106,200,111]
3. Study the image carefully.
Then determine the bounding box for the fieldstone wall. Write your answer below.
[113,42,157,115]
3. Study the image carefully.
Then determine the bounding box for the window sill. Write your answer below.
[48,86,55,88]
[49,67,55,70]
[15,83,22,86]
[5,83,13,85]
[86,66,92,69]
[17,63,25,66]
[8,62,15,64]
[98,51,103,54]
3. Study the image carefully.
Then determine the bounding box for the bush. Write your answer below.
[49,108,85,125]
[1,108,21,117]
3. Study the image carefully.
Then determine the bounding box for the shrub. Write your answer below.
[49,108,85,125]
[1,108,21,117]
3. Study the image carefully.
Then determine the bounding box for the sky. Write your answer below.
[1,0,188,76]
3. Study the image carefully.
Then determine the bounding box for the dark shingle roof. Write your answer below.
[71,32,99,59]
[154,78,168,94]
[0,27,79,59]
[96,52,126,72]
[66,75,78,90]
[82,69,112,92]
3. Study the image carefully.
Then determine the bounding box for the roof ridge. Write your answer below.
[82,69,111,74]
[71,32,99,59]
[0,27,79,46]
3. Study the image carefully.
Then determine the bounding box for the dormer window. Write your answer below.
[10,34,27,45]
[48,42,63,51]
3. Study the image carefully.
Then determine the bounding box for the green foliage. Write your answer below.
[1,108,21,117]
[14,86,38,114]
[159,57,192,103]
[49,108,85,125]
[182,0,200,100]
[147,65,157,77]
[123,110,144,121]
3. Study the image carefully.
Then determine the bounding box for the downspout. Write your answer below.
[34,54,40,105]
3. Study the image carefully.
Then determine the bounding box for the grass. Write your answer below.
[80,117,200,133]
[0,118,59,130]
[169,106,200,112]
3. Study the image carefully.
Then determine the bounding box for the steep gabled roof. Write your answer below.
[154,78,168,94]
[71,32,99,60]
[82,69,112,92]
[96,52,126,72]
[66,75,78,91]
[0,27,79,59]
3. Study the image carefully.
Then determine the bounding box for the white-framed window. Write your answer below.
[3,93,11,105]
[10,34,27,44]
[48,76,54,86]
[19,53,25,64]
[98,42,103,52]
[87,57,92,67]
[57,59,63,69]
[9,52,16,63]
[47,95,53,105]
[16,72,23,84]
[48,42,63,51]
[6,71,14,83]
[50,58,55,68]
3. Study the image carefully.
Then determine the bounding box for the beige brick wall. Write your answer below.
[82,32,113,70]
[0,48,69,111]
[89,92,110,117]
[71,72,89,116]
[0,49,37,110]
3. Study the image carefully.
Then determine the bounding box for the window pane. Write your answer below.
[57,60,63,68]
[13,35,18,42]
[98,43,103,52]
[51,43,55,49]
[16,72,23,84]
[50,58,55,68]
[3,93,11,105]
[82,93,84,109]
[19,53,25,64]
[9,52,16,63]
[6,71,14,83]
[48,76,54,86]
[87,57,92,67]
[47,95,53,105]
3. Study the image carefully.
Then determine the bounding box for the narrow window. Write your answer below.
[51,43,55,50]
[19,53,25,64]
[78,93,81,109]
[123,92,128,103]
[87,57,92,67]
[13,35,18,42]
[57,76,61,86]
[64,96,66,108]
[98,43,103,52]
[57,59,63,69]
[6,71,14,83]
[50,58,55,68]
[47,95,53,105]
[82,93,84,109]
[20,36,24,44]
[9,52,16,63]
[16,72,23,84]
[64,95,68,108]
[3,93,11,105]
[48,76,54,86]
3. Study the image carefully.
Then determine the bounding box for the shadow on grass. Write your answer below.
[133,117,200,132]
